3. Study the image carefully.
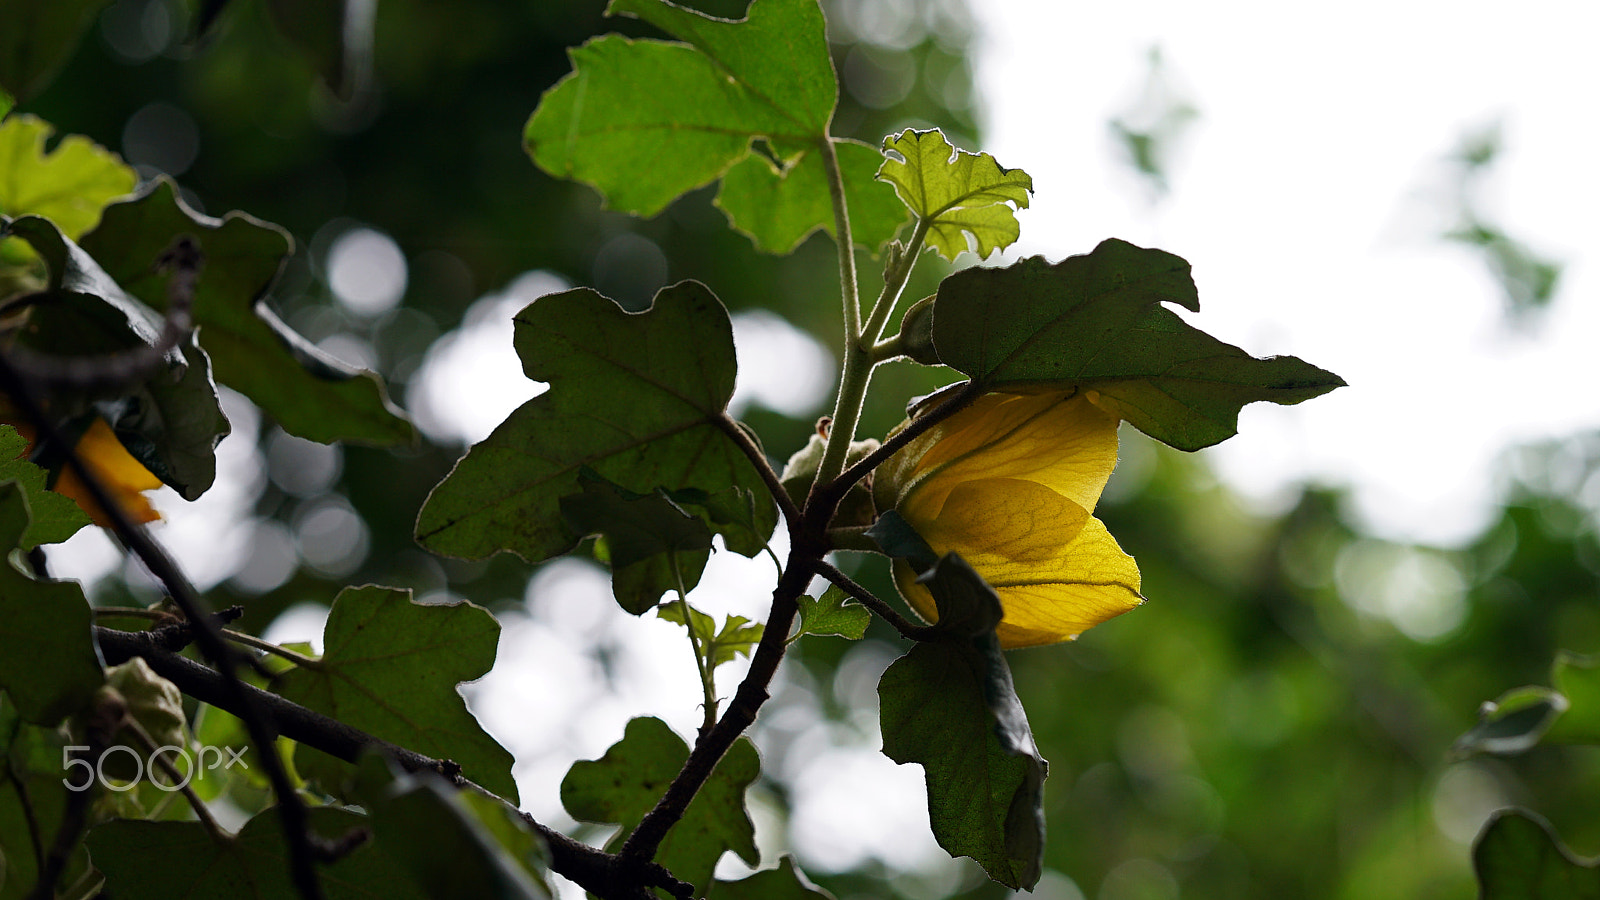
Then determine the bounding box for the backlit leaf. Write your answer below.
[717,139,908,254]
[560,468,713,614]
[561,716,759,896]
[795,586,870,640]
[416,282,775,565]
[878,128,1032,261]
[0,2,111,103]
[0,115,133,238]
[931,241,1345,450]
[276,585,518,802]
[0,424,92,547]
[80,178,414,446]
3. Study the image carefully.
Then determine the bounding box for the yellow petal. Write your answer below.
[53,419,162,526]
[892,392,1119,516]
[898,477,1141,648]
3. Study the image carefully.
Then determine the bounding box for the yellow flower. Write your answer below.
[6,417,163,527]
[873,389,1142,648]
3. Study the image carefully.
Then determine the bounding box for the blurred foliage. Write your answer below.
[11,1,1599,898]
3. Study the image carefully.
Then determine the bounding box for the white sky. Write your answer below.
[974,0,1600,546]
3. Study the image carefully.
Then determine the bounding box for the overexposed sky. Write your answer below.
[974,0,1600,545]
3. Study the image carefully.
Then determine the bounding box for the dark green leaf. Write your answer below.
[276,585,518,802]
[866,508,937,571]
[878,129,1032,261]
[878,587,1046,889]
[89,807,428,900]
[712,856,835,899]
[0,114,134,237]
[717,139,908,254]
[0,484,102,724]
[0,694,93,898]
[795,586,870,640]
[0,424,91,547]
[561,716,759,896]
[79,178,414,446]
[372,774,552,900]
[931,242,1346,451]
[416,282,775,565]
[560,468,714,614]
[0,88,12,118]
[1474,809,1600,899]
[0,2,113,104]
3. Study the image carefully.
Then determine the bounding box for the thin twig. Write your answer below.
[121,715,229,842]
[713,412,800,528]
[0,345,326,900]
[818,380,983,511]
[811,559,936,641]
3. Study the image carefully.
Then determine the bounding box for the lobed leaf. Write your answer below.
[795,586,871,640]
[416,282,776,565]
[0,484,101,725]
[276,585,518,802]
[878,556,1045,889]
[0,115,133,240]
[878,128,1032,261]
[931,241,1345,451]
[717,138,908,254]
[0,424,92,547]
[560,468,714,614]
[80,178,414,447]
[371,774,552,900]
[1474,809,1600,899]
[561,716,759,896]
[657,602,764,670]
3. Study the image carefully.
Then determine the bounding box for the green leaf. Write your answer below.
[78,178,415,446]
[561,716,759,896]
[0,694,93,899]
[717,139,908,254]
[0,2,112,104]
[712,856,835,899]
[372,773,552,900]
[0,115,134,238]
[275,585,518,802]
[526,0,889,253]
[931,241,1346,451]
[1547,651,1600,744]
[560,468,714,614]
[878,561,1046,890]
[0,424,91,547]
[657,603,764,670]
[878,128,1033,261]
[4,213,228,498]
[89,807,429,900]
[0,88,12,119]
[1474,809,1600,900]
[0,484,103,724]
[416,282,776,565]
[795,586,871,640]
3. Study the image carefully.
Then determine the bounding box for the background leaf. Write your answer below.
[276,585,518,802]
[711,856,835,899]
[878,563,1045,890]
[877,128,1032,261]
[0,484,102,725]
[0,1,111,104]
[79,178,414,447]
[561,716,759,896]
[0,424,91,547]
[0,114,133,238]
[1474,809,1600,900]
[0,694,93,899]
[416,282,775,564]
[371,773,552,900]
[931,241,1345,450]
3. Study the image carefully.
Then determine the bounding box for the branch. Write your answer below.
[713,412,800,528]
[619,543,816,864]
[815,379,982,514]
[94,627,689,900]
[811,559,936,641]
[0,344,326,900]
